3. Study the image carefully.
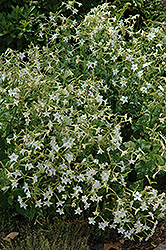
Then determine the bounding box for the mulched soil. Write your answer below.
[123,220,166,250]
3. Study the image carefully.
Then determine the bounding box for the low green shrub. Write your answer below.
[0,2,45,53]
[0,1,166,241]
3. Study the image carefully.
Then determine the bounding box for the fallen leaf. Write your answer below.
[119,239,124,244]
[2,232,19,242]
[104,241,122,250]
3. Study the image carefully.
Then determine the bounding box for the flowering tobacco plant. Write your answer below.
[0,0,166,241]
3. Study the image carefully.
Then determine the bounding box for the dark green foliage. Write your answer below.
[0,2,45,53]
[0,131,7,163]
[0,0,165,53]
[0,0,104,53]
[112,0,166,23]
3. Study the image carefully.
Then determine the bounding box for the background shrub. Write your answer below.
[0,0,165,53]
[0,0,104,53]
[0,1,45,53]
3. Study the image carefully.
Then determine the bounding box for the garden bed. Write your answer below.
[0,1,165,249]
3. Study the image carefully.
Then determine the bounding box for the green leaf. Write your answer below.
[17,32,23,39]
[7,195,14,205]
[10,33,16,38]
[29,206,36,221]
[129,179,144,191]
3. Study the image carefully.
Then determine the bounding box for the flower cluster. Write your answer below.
[0,0,165,241]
